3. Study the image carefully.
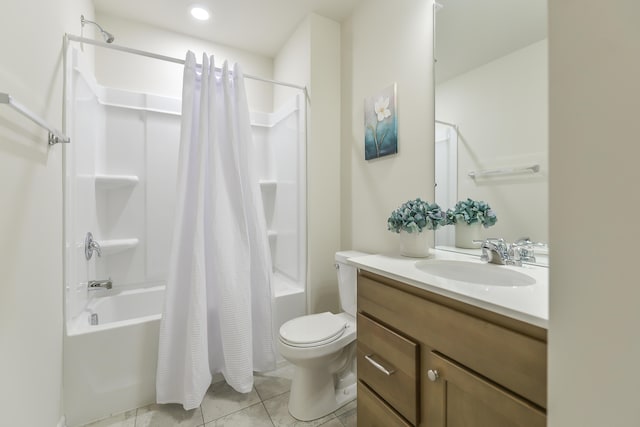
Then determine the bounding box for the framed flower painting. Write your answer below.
[364,83,398,160]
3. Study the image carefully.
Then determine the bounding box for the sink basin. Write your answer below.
[414,260,536,287]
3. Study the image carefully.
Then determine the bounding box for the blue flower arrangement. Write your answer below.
[446,198,497,228]
[387,198,446,233]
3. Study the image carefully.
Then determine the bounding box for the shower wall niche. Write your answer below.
[64,49,306,333]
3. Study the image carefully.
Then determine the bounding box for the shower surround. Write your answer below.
[63,49,306,427]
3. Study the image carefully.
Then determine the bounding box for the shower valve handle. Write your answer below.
[85,232,102,260]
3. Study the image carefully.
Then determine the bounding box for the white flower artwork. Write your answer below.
[364,83,397,160]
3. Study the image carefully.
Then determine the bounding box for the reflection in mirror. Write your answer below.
[434,0,549,265]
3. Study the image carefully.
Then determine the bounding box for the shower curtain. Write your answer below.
[156,52,276,410]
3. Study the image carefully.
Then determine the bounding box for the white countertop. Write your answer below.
[349,249,548,329]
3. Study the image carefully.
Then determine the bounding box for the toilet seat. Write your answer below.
[279,312,347,348]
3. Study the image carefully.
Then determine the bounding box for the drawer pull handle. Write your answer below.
[365,354,396,376]
[427,369,440,382]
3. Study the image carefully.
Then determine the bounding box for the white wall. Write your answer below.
[341,0,434,254]
[0,1,93,426]
[274,14,342,313]
[273,17,311,110]
[436,40,548,243]
[94,12,274,112]
[307,15,342,313]
[548,2,640,426]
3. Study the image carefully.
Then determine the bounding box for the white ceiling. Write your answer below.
[93,0,362,57]
[92,0,546,79]
[435,0,547,84]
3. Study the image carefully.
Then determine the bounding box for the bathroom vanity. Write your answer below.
[350,252,548,427]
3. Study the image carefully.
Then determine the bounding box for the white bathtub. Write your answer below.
[63,279,304,427]
[67,285,165,335]
[64,286,164,427]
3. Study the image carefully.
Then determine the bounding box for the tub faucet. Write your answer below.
[88,278,112,290]
[479,238,522,266]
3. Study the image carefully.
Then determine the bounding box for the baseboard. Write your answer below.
[56,415,67,427]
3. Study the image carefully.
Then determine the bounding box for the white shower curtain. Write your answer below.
[156,52,276,410]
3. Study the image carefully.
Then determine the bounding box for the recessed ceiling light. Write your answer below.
[190,5,210,21]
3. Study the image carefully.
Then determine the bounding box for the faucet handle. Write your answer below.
[510,245,536,263]
[513,237,533,246]
[510,237,545,263]
[90,239,102,256]
[479,238,523,266]
[513,237,546,248]
[485,237,507,248]
[85,232,102,260]
[484,238,509,255]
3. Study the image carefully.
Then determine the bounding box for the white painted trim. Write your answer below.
[56,415,67,427]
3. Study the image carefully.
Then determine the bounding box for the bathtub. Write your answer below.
[67,285,164,334]
[63,278,304,426]
[64,286,164,427]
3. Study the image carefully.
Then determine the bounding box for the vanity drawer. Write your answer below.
[357,381,412,427]
[357,312,419,425]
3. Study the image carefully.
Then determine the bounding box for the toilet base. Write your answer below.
[288,367,356,421]
[278,312,358,422]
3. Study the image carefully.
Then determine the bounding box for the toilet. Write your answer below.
[278,250,366,421]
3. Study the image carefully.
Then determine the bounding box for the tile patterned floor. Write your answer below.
[80,363,357,427]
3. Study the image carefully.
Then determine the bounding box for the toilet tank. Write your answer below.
[335,251,368,317]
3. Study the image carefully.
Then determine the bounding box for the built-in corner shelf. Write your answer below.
[95,174,139,190]
[99,238,139,256]
[259,180,277,191]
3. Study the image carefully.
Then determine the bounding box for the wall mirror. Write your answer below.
[434,0,549,265]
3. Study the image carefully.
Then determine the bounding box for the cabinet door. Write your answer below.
[425,352,546,427]
[357,382,412,427]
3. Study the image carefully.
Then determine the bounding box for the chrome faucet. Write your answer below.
[478,237,546,266]
[85,232,102,260]
[479,238,522,266]
[88,278,112,290]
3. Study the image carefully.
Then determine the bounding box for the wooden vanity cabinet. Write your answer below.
[356,270,547,427]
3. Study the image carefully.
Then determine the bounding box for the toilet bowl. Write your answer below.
[278,250,366,421]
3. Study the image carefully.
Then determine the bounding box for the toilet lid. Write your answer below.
[279,312,347,348]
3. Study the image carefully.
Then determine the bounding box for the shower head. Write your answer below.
[81,15,115,43]
[101,30,115,44]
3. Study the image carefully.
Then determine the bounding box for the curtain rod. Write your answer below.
[64,34,310,102]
